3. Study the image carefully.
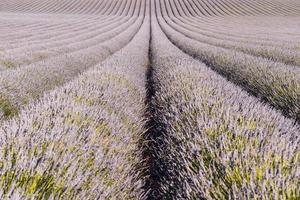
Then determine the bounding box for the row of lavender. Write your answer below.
[0,0,139,69]
[1,0,299,15]
[0,2,150,198]
[143,1,299,199]
[157,0,300,121]
[0,0,144,120]
[0,0,298,199]
[161,0,300,66]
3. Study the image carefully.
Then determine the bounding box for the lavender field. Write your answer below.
[0,0,299,199]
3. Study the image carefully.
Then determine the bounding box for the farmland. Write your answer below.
[0,0,299,199]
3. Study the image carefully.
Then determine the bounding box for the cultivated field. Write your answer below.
[0,0,299,199]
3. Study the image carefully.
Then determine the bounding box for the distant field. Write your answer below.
[0,0,299,199]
